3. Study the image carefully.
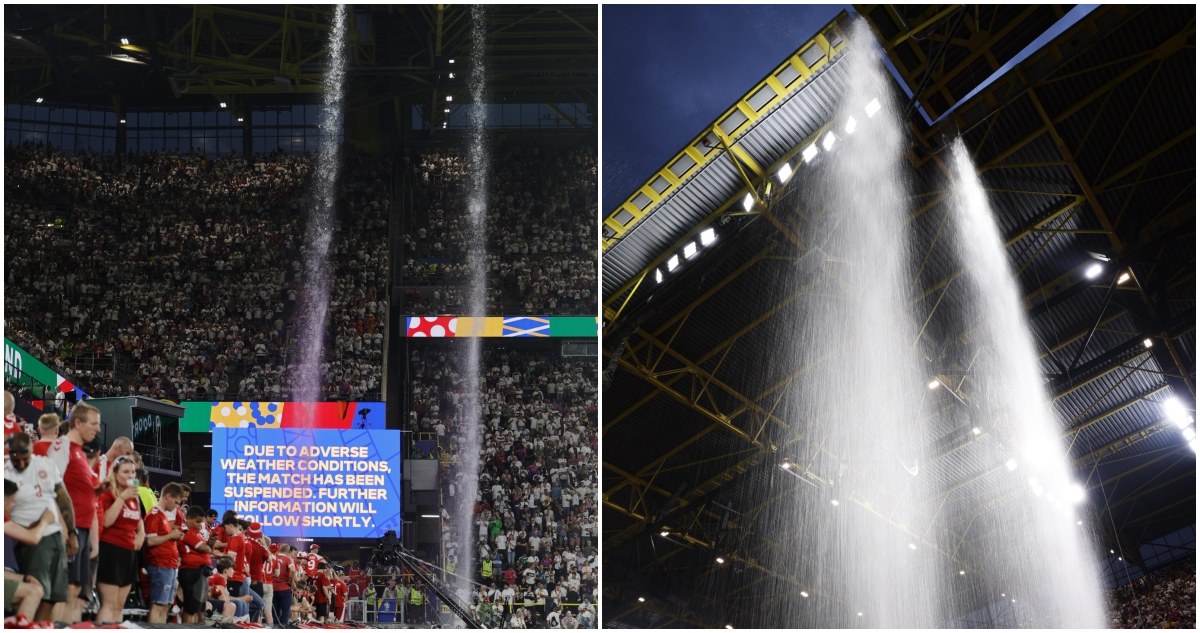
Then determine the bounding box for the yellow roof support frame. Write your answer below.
[602,11,852,251]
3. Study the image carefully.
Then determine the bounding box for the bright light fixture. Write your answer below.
[716,557,725,564]
[830,499,839,506]
[684,242,698,259]
[1067,484,1085,504]
[1085,263,1103,279]
[972,427,981,435]
[448,59,455,64]
[781,463,791,470]
[1144,338,1154,348]
[1117,272,1130,284]
[928,379,940,390]
[667,255,680,272]
[1077,520,1083,525]
[219,102,227,108]
[1011,599,1017,603]
[959,570,966,576]
[776,162,793,183]
[638,597,645,602]
[865,98,881,117]
[655,269,664,284]
[857,613,863,617]
[119,119,126,124]
[1005,458,1018,471]
[1118,557,1123,561]
[203,444,212,448]
[121,38,130,45]
[420,514,440,518]
[800,591,809,598]
[35,98,43,104]
[448,73,456,79]
[1190,438,1197,452]
[189,480,196,484]
[742,193,755,212]
[1001,593,1006,598]
[1183,427,1195,441]
[822,132,838,151]
[725,626,733,630]
[660,531,669,537]
[237,117,244,122]
[444,108,451,113]
[1028,477,1044,496]
[908,543,917,550]
[844,116,858,134]
[802,143,819,162]
[700,228,716,246]
[446,95,453,102]
[1165,397,1189,426]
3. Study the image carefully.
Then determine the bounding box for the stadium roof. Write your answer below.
[5,4,596,123]
[602,6,1195,628]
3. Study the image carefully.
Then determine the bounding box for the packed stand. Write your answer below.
[404,145,598,316]
[4,141,390,402]
[1107,557,1196,629]
[405,345,599,627]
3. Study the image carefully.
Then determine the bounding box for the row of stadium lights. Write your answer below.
[654,98,883,287]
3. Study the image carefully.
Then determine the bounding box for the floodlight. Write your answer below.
[802,143,819,162]
[908,543,917,550]
[972,427,981,435]
[1028,477,1044,496]
[655,269,664,284]
[638,597,645,602]
[725,626,733,630]
[1165,397,1189,425]
[781,463,791,470]
[121,38,130,45]
[1183,427,1195,441]
[844,116,858,134]
[659,531,669,537]
[449,59,455,63]
[800,592,809,598]
[830,499,840,506]
[119,119,126,124]
[35,98,43,104]
[928,379,940,390]
[1144,338,1154,348]
[716,556,725,564]
[857,613,863,617]
[822,132,838,151]
[700,228,716,246]
[237,117,244,122]
[445,108,451,113]
[865,98,882,117]
[1067,484,1086,504]
[1190,439,1197,453]
[776,162,793,183]
[446,95,453,102]
[448,73,456,79]
[1005,458,1017,471]
[959,570,966,576]
[1085,263,1103,279]
[667,255,680,272]
[742,193,755,212]
[1117,272,1130,284]
[220,102,227,108]
[1077,521,1083,525]
[684,242,698,259]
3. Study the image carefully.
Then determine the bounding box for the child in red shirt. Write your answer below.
[177,506,213,623]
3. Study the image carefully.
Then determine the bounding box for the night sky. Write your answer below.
[602,4,849,211]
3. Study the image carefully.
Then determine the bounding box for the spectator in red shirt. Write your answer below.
[304,543,324,579]
[246,524,273,625]
[143,482,185,623]
[176,505,213,623]
[95,457,143,624]
[334,570,349,622]
[208,555,249,621]
[31,413,61,454]
[313,562,332,623]
[229,519,264,622]
[4,391,22,443]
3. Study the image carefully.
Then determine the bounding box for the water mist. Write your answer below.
[293,4,348,407]
[944,138,1105,627]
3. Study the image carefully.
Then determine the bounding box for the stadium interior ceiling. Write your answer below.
[601,6,1195,628]
[5,3,597,142]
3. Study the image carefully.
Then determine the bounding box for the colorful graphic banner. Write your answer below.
[179,401,386,433]
[211,428,402,538]
[3,338,87,400]
[403,316,597,338]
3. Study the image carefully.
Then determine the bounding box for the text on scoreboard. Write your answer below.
[211,428,401,539]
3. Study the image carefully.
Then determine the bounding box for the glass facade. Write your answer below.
[413,102,593,130]
[126,109,242,156]
[252,104,344,155]
[4,104,116,154]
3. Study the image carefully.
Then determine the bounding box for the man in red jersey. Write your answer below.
[45,402,100,623]
[92,436,133,489]
[270,543,296,625]
[245,524,273,625]
[31,414,61,455]
[304,543,325,579]
[176,506,213,623]
[143,483,185,623]
[313,562,332,623]
[333,569,349,623]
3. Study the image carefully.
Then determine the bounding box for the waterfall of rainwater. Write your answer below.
[944,138,1105,627]
[293,4,348,408]
[454,4,489,614]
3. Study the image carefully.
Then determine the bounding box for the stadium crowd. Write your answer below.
[402,145,598,317]
[1107,558,1196,629]
[406,345,599,627]
[4,141,389,404]
[4,396,362,627]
